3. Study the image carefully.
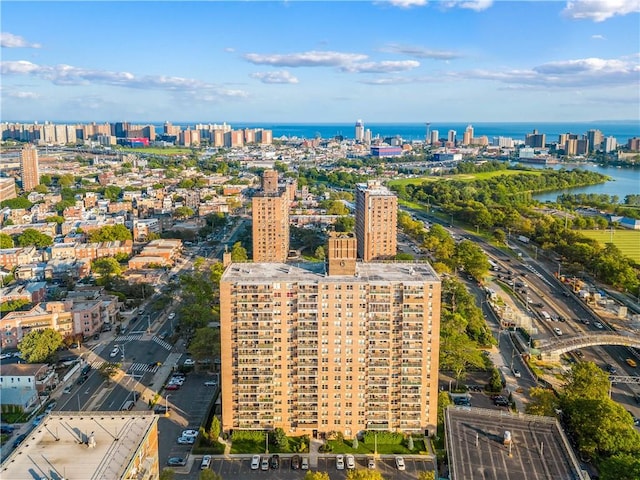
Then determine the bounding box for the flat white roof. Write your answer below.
[1,412,157,480]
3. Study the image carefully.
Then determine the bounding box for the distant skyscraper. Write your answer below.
[20,145,39,192]
[586,129,604,153]
[463,125,474,145]
[525,129,546,148]
[364,128,372,145]
[252,170,289,262]
[355,119,365,142]
[604,136,617,153]
[355,180,397,261]
[430,130,439,145]
[447,130,457,145]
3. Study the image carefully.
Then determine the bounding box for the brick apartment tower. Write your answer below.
[220,232,441,438]
[252,170,289,262]
[20,145,40,192]
[355,180,397,261]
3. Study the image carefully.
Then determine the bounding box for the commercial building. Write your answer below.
[355,180,397,261]
[355,119,365,142]
[20,145,39,192]
[252,170,290,262]
[0,177,17,202]
[0,412,159,480]
[370,146,403,157]
[220,234,441,438]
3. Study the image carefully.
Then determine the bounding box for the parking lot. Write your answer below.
[204,456,434,480]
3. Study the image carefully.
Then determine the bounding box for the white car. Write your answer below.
[336,455,345,470]
[553,327,563,336]
[168,312,176,320]
[368,457,376,469]
[177,436,195,445]
[395,456,406,470]
[251,455,261,470]
[181,429,198,438]
[109,347,120,358]
[0,352,12,360]
[512,368,522,378]
[346,454,355,469]
[184,359,195,366]
[594,322,604,329]
[200,455,212,470]
[301,456,309,470]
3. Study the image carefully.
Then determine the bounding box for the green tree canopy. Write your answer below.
[0,233,14,248]
[346,469,385,480]
[189,327,221,361]
[18,328,63,363]
[231,241,248,262]
[304,472,330,480]
[159,468,175,480]
[1,196,32,209]
[334,216,355,233]
[88,224,132,243]
[599,454,640,480]
[103,185,123,202]
[16,228,53,248]
[92,257,123,278]
[173,206,195,220]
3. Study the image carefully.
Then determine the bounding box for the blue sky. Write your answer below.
[1,1,639,123]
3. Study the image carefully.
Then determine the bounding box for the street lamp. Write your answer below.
[165,394,171,417]
[265,432,269,454]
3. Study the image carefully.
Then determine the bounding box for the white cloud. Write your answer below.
[452,56,639,87]
[250,70,299,84]
[0,33,41,48]
[442,0,493,11]
[0,60,249,100]
[341,60,420,73]
[386,44,462,60]
[243,50,368,67]
[5,90,40,99]
[387,0,428,8]
[591,34,606,39]
[562,0,640,22]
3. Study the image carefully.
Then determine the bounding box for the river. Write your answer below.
[512,163,640,203]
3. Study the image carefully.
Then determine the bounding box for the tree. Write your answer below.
[346,470,385,480]
[0,233,14,248]
[159,469,175,480]
[198,471,222,480]
[315,245,325,260]
[418,472,436,480]
[58,173,75,188]
[599,454,640,480]
[18,328,63,363]
[88,224,132,243]
[44,215,65,225]
[526,388,558,416]
[562,362,610,403]
[454,240,490,280]
[352,436,358,449]
[92,257,123,278]
[1,196,32,209]
[230,242,248,262]
[98,362,121,385]
[16,228,53,248]
[0,298,31,313]
[209,416,221,442]
[189,327,221,361]
[272,427,289,450]
[305,472,330,480]
[40,174,52,186]
[103,185,123,202]
[439,329,485,385]
[335,216,355,233]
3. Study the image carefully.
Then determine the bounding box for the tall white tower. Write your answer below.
[355,119,365,142]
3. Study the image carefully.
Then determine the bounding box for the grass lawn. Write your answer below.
[326,438,426,455]
[230,438,264,454]
[388,169,541,188]
[579,229,640,262]
[230,435,309,454]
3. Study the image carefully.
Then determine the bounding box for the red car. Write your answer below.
[165,383,180,390]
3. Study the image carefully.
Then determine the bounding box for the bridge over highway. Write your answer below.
[536,331,640,359]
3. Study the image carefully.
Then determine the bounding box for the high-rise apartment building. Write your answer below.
[462,125,474,145]
[252,170,290,262]
[355,119,365,142]
[355,181,397,261]
[604,136,617,153]
[20,145,39,192]
[430,130,439,146]
[525,129,546,148]
[220,233,441,438]
[586,129,604,153]
[447,130,457,145]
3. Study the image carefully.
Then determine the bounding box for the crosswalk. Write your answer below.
[114,334,143,342]
[152,336,173,351]
[88,360,159,374]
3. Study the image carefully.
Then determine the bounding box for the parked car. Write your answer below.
[167,457,186,467]
[512,368,522,378]
[204,380,218,386]
[251,455,260,470]
[395,456,406,471]
[300,456,309,470]
[45,401,57,413]
[336,455,345,470]
[154,405,170,414]
[270,454,280,469]
[177,436,195,445]
[346,454,355,469]
[12,433,27,449]
[181,429,198,438]
[200,455,212,470]
[165,383,180,390]
[168,312,176,320]
[63,386,72,394]
[183,359,195,366]
[260,457,269,471]
[0,425,15,435]
[594,322,604,329]
[291,454,301,470]
[32,414,46,426]
[368,457,376,469]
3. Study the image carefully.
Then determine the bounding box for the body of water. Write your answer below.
[521,163,640,202]
[141,121,639,144]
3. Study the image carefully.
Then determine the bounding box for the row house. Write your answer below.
[0,246,38,269]
[128,255,170,269]
[8,208,33,225]
[133,218,160,241]
[14,263,46,282]
[0,364,57,412]
[1,222,57,238]
[44,258,91,280]
[198,202,229,216]
[108,201,133,214]
[1,301,74,349]
[0,282,47,305]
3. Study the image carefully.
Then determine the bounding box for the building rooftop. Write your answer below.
[223,260,439,284]
[0,363,48,377]
[1,412,157,480]
[445,406,585,480]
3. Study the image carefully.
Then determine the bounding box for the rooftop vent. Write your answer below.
[88,432,96,449]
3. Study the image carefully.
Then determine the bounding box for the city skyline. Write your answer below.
[1,1,639,123]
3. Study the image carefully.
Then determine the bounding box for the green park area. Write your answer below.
[388,169,541,188]
[579,229,640,262]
